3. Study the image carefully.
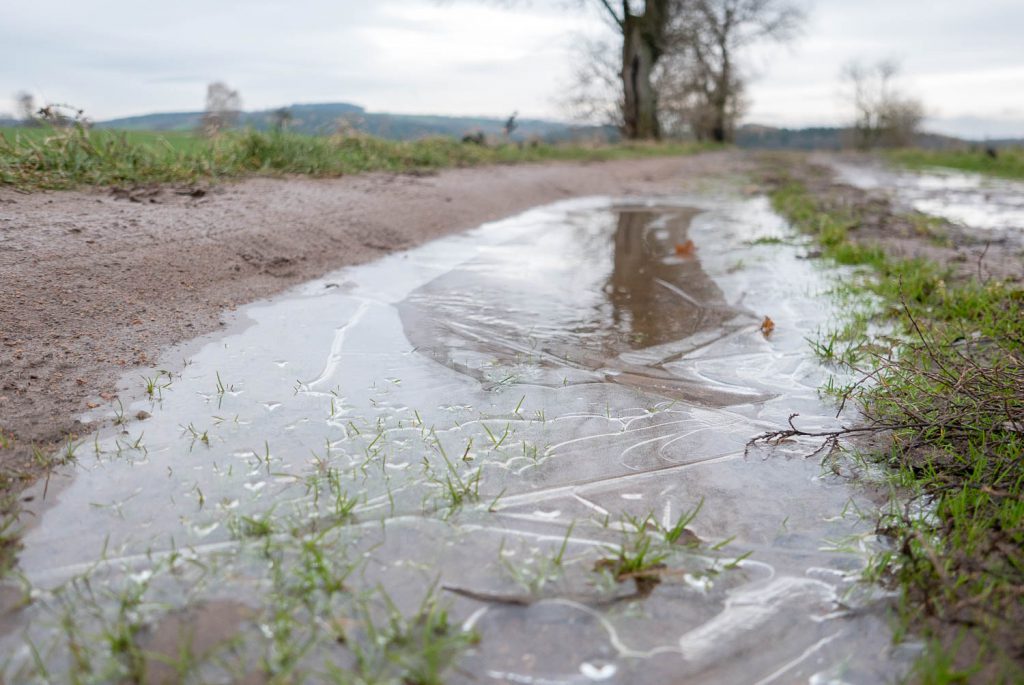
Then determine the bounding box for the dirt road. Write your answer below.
[0,152,748,491]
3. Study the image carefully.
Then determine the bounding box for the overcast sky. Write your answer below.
[3,0,1022,138]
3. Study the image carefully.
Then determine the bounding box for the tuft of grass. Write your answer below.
[663,498,704,546]
[889,147,1024,181]
[141,371,172,399]
[428,432,483,515]
[0,124,718,191]
[344,589,479,685]
[744,235,790,246]
[0,495,22,580]
[183,423,210,447]
[595,515,669,595]
[230,512,277,540]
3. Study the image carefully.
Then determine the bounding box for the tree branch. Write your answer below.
[594,0,624,27]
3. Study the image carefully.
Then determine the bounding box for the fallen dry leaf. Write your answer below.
[674,240,696,257]
[760,315,776,337]
[85,402,100,409]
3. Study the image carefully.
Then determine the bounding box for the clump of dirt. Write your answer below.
[109,184,213,203]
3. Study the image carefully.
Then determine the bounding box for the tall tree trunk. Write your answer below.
[620,1,668,140]
[709,89,729,143]
[622,16,659,139]
[709,50,731,143]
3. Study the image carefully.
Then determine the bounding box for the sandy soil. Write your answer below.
[0,152,749,493]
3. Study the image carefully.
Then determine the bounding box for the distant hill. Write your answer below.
[95,102,617,144]
[93,111,205,131]
[984,137,1024,149]
[14,104,1022,149]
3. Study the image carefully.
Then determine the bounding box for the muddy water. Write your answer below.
[1,195,914,683]
[828,158,1024,245]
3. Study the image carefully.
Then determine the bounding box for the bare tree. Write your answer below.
[472,0,801,140]
[201,82,242,136]
[842,59,924,149]
[470,1,673,139]
[15,91,39,126]
[613,1,673,139]
[561,37,625,130]
[563,0,799,142]
[667,0,803,142]
[655,46,744,140]
[877,97,924,148]
[563,37,715,139]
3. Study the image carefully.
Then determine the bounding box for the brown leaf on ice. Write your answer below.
[674,240,696,257]
[760,316,776,337]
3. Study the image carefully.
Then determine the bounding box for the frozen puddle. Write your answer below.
[2,194,914,683]
[829,158,1024,245]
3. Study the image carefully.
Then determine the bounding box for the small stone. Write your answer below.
[136,411,151,421]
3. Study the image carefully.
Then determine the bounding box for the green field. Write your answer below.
[890,147,1024,180]
[0,126,715,190]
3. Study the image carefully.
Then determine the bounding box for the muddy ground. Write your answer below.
[0,152,752,495]
[792,152,1024,282]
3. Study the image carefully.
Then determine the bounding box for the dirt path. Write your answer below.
[0,152,748,492]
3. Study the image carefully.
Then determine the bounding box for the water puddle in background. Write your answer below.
[1,194,914,683]
[829,159,1024,246]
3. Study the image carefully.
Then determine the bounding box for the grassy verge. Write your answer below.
[889,148,1024,181]
[0,125,715,190]
[0,495,19,580]
[770,181,1024,682]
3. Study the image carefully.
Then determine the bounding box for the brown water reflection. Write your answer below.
[399,206,761,406]
[608,208,731,346]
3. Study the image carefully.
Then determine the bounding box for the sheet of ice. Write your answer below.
[830,159,1024,243]
[0,194,914,683]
